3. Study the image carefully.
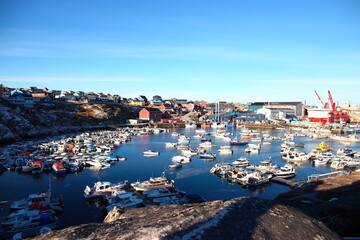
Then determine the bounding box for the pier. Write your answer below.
[307,171,346,182]
[271,177,298,188]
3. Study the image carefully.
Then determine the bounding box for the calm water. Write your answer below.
[1,127,359,228]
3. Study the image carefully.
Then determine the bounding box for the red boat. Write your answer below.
[52,162,66,174]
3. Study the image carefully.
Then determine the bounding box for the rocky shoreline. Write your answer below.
[32,197,340,240]
[275,171,360,237]
[29,173,360,240]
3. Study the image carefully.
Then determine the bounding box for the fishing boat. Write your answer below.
[10,191,64,212]
[131,172,174,191]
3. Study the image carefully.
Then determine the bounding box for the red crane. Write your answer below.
[328,90,336,112]
[314,90,326,108]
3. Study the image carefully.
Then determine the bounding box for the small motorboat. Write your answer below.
[274,164,296,179]
[83,181,128,199]
[143,150,160,156]
[106,197,143,212]
[171,155,191,163]
[199,153,216,160]
[169,162,182,169]
[218,148,232,155]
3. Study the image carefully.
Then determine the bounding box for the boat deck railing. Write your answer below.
[307,171,346,182]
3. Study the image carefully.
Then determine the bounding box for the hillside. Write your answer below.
[0,100,138,144]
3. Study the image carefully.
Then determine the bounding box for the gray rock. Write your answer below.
[32,197,340,240]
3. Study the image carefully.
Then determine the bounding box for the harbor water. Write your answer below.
[1,127,359,228]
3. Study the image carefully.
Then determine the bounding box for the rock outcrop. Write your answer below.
[275,173,360,237]
[33,197,340,240]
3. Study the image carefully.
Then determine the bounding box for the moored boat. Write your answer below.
[52,162,66,175]
[131,172,174,191]
[143,150,160,156]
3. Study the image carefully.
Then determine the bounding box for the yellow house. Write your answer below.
[129,100,145,106]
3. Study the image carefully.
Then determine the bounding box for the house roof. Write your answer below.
[250,102,302,106]
[143,107,162,112]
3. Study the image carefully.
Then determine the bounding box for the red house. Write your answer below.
[139,108,163,121]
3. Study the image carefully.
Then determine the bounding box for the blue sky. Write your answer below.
[0,0,359,105]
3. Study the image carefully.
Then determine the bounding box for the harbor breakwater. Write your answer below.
[0,101,138,144]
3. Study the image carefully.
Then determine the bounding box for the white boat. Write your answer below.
[171,155,191,163]
[218,148,232,155]
[330,160,348,169]
[83,181,127,199]
[169,162,182,169]
[247,159,278,173]
[6,208,54,220]
[274,164,296,178]
[330,134,360,142]
[195,129,206,134]
[145,187,184,199]
[105,190,135,205]
[152,195,181,203]
[181,149,198,157]
[193,134,203,138]
[131,172,174,191]
[313,158,330,166]
[282,148,309,161]
[199,141,215,148]
[10,192,64,212]
[106,197,143,212]
[165,142,177,147]
[242,171,272,186]
[185,123,196,128]
[243,147,259,154]
[143,150,160,156]
[231,157,250,167]
[199,153,216,160]
[0,213,59,239]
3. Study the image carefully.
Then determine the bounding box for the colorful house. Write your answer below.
[139,108,163,121]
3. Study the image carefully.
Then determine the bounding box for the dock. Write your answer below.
[271,177,298,188]
[307,171,346,182]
